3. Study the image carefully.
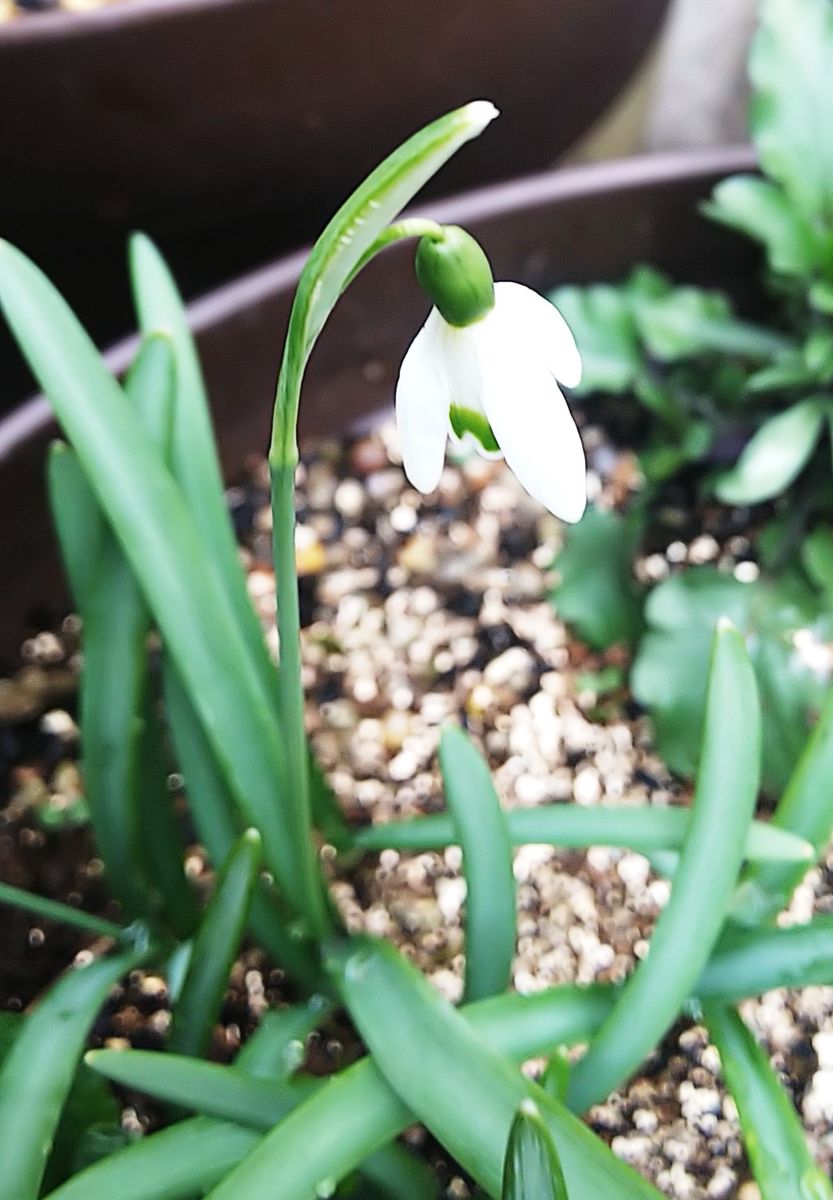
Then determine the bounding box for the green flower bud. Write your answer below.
[415,225,495,327]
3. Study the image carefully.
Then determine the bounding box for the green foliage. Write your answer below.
[705,1004,833,1200]
[715,397,828,504]
[502,1102,569,1200]
[631,567,830,795]
[438,727,516,1002]
[552,506,645,649]
[169,830,262,1059]
[568,622,761,1113]
[749,0,833,229]
[550,3,833,818]
[331,937,663,1200]
[0,950,139,1200]
[2,71,833,1200]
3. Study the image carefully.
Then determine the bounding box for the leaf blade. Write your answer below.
[439,727,516,1001]
[568,620,761,1112]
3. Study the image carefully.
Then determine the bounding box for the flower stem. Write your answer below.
[270,454,330,942]
[266,216,447,942]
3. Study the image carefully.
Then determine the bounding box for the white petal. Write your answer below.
[436,318,489,418]
[395,310,450,493]
[478,343,586,522]
[493,281,582,388]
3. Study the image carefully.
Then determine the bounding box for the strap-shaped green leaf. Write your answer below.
[49,335,198,931]
[0,241,308,919]
[567,620,761,1112]
[696,915,833,1001]
[354,802,811,865]
[87,1049,315,1127]
[502,1101,569,1200]
[328,937,662,1200]
[129,234,277,706]
[0,880,125,942]
[733,683,833,925]
[439,726,516,1002]
[0,950,139,1200]
[169,830,262,1058]
[160,660,326,993]
[46,923,833,1200]
[705,1004,831,1200]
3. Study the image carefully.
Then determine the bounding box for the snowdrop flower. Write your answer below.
[396,226,586,522]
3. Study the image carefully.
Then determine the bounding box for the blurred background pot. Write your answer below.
[0,0,667,404]
[0,144,756,667]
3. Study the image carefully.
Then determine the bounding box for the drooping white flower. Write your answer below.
[396,280,586,522]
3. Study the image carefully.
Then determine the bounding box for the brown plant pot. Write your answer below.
[0,145,757,669]
[0,0,668,408]
[1,0,666,228]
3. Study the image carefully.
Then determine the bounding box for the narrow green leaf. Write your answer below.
[125,336,198,934]
[236,998,332,1080]
[439,726,515,1001]
[48,441,151,919]
[129,234,276,705]
[161,660,325,993]
[697,915,833,1001]
[45,927,833,1200]
[715,398,826,505]
[0,241,309,918]
[0,950,138,1200]
[502,1101,569,1200]
[329,937,662,1200]
[354,804,811,865]
[169,830,262,1059]
[360,1141,439,1200]
[0,880,126,942]
[134,689,200,938]
[48,336,197,931]
[704,1004,831,1200]
[86,1049,315,1127]
[568,620,761,1112]
[44,1116,260,1200]
[46,440,106,612]
[733,684,833,925]
[540,1052,571,1105]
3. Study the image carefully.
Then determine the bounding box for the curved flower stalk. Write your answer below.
[396,227,586,522]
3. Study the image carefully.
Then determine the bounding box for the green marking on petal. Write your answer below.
[449,404,500,454]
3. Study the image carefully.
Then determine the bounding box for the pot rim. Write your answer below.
[0,0,262,45]
[0,144,756,463]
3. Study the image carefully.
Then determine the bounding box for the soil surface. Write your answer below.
[1,419,831,1198]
